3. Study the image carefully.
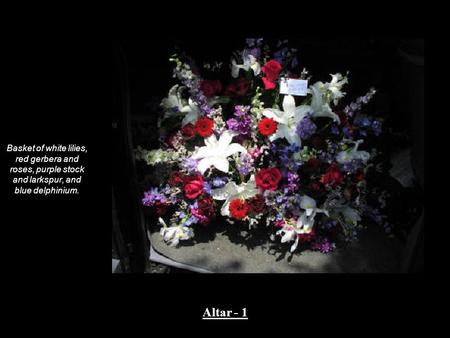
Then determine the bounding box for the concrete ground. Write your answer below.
[149,221,404,273]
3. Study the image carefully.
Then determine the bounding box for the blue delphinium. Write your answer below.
[296,116,317,140]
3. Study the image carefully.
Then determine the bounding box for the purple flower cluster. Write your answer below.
[203,181,213,195]
[184,77,213,117]
[245,38,263,59]
[211,177,228,188]
[274,144,301,171]
[180,210,199,226]
[181,156,199,174]
[312,238,336,253]
[372,120,382,136]
[341,159,364,174]
[142,187,167,206]
[237,153,253,176]
[296,116,317,140]
[353,113,383,137]
[227,105,252,135]
[274,40,299,68]
[283,171,300,194]
[343,88,377,118]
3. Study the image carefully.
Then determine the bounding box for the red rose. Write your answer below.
[198,195,215,219]
[229,199,249,220]
[256,168,282,191]
[200,80,222,97]
[261,60,282,90]
[354,169,365,182]
[183,174,204,199]
[321,164,344,187]
[192,195,215,225]
[249,194,266,215]
[258,118,278,136]
[169,171,185,187]
[224,78,250,97]
[262,60,283,82]
[262,77,277,90]
[181,123,196,140]
[194,117,214,138]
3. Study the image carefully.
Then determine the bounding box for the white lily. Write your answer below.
[160,85,201,127]
[327,198,362,225]
[299,82,341,124]
[296,195,329,234]
[326,73,348,105]
[276,222,300,253]
[191,130,247,174]
[275,196,329,253]
[336,140,370,164]
[158,217,194,246]
[210,175,258,217]
[231,52,261,78]
[262,95,308,146]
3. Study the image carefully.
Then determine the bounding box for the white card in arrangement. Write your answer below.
[279,78,308,96]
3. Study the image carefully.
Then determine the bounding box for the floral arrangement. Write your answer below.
[137,39,386,254]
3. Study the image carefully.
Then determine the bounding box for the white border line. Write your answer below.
[202,317,248,320]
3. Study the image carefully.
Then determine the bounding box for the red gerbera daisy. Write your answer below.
[258,118,278,136]
[229,199,249,220]
[194,117,215,138]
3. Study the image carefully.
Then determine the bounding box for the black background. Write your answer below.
[0,13,429,328]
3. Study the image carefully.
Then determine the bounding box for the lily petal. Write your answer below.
[225,143,247,157]
[197,157,217,174]
[282,95,296,116]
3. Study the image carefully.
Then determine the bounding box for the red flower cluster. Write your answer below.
[181,123,196,140]
[224,78,251,97]
[166,132,181,149]
[249,194,266,215]
[256,168,282,191]
[192,195,215,225]
[321,164,344,187]
[200,80,222,98]
[183,174,204,199]
[258,118,278,136]
[169,171,185,187]
[354,169,365,183]
[261,60,282,90]
[194,117,215,138]
[229,199,249,220]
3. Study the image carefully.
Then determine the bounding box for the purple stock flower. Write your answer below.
[237,153,252,176]
[203,181,213,195]
[283,171,299,193]
[142,187,167,206]
[182,157,199,173]
[296,116,317,140]
[227,105,252,135]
